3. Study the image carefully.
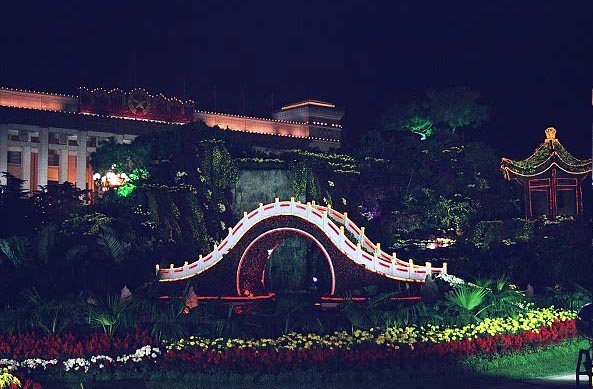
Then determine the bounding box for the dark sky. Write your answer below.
[1,1,591,157]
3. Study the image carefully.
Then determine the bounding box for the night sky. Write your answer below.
[1,1,591,158]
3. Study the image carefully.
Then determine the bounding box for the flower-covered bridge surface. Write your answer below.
[157,199,447,296]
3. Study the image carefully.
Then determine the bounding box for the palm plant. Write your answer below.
[87,294,130,336]
[546,283,592,311]
[485,276,527,317]
[444,283,490,325]
[123,289,191,341]
[23,288,86,334]
[148,298,188,341]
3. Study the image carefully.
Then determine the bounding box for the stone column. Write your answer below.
[58,149,69,183]
[38,128,49,188]
[76,132,87,190]
[21,146,31,191]
[0,127,7,185]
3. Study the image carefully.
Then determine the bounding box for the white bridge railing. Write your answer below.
[157,198,447,283]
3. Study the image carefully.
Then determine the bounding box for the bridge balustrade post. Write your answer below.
[184,261,189,277]
[442,262,447,274]
[228,227,234,246]
[373,252,379,271]
[359,226,365,245]
[306,202,312,219]
[343,211,348,229]
[375,242,381,254]
[290,197,295,214]
[322,211,328,231]
[259,203,264,220]
[339,226,345,251]
[425,261,432,277]
[212,244,219,263]
[198,254,203,272]
[155,264,160,276]
[391,253,397,276]
[408,259,414,280]
[275,197,279,212]
[327,203,332,220]
[356,243,362,262]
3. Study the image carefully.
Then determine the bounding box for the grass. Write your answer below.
[461,338,589,379]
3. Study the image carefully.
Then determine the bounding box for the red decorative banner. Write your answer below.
[79,87,195,123]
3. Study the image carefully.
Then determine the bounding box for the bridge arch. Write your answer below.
[157,199,448,296]
[236,227,336,296]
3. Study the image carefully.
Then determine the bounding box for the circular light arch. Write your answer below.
[236,227,336,296]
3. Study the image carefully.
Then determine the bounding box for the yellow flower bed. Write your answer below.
[387,307,575,345]
[166,307,575,353]
[0,366,20,389]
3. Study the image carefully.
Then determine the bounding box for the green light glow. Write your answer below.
[129,168,149,181]
[116,182,135,197]
[406,117,434,140]
[114,168,148,197]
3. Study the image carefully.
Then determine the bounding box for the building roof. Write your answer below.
[501,127,592,179]
[281,100,336,110]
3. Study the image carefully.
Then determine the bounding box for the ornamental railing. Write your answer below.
[157,198,447,283]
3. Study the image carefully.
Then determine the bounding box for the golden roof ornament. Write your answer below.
[544,127,556,142]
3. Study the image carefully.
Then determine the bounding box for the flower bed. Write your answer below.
[161,307,577,372]
[0,308,578,377]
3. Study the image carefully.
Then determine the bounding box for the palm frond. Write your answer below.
[97,228,127,263]
[0,236,30,267]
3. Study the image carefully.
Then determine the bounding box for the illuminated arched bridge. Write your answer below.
[157,199,448,296]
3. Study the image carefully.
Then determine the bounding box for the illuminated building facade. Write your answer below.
[0,87,343,191]
[501,127,592,220]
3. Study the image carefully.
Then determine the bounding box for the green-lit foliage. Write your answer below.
[135,186,208,253]
[289,162,321,201]
[199,140,239,203]
[406,116,434,140]
[115,168,149,197]
[380,101,435,140]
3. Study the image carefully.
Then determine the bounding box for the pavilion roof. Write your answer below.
[501,127,592,179]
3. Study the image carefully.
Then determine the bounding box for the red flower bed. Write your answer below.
[0,328,156,360]
[159,346,404,373]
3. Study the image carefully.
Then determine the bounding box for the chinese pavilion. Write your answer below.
[501,127,592,220]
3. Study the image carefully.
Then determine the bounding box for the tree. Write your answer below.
[356,130,386,157]
[90,139,150,175]
[380,102,434,140]
[32,182,87,225]
[0,173,38,236]
[426,87,490,135]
